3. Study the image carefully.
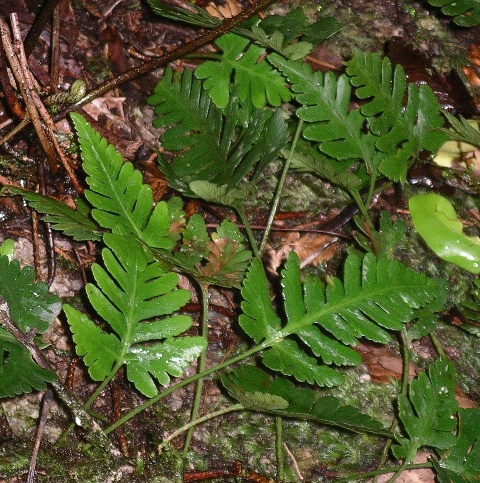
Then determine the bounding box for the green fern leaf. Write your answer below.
[0,251,60,397]
[64,233,206,398]
[271,51,446,182]
[148,69,288,196]
[248,26,312,61]
[71,113,182,250]
[147,0,220,28]
[239,257,283,345]
[432,408,480,481]
[222,365,388,435]
[195,33,292,108]
[392,356,459,463]
[269,54,378,170]
[0,256,61,334]
[427,0,480,26]
[189,181,245,207]
[240,251,444,386]
[440,113,480,147]
[345,50,446,181]
[2,186,103,241]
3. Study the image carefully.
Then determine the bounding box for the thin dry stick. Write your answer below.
[26,389,54,483]
[0,14,83,193]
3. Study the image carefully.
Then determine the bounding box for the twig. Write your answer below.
[0,14,83,193]
[24,0,63,58]
[58,0,278,116]
[27,389,54,483]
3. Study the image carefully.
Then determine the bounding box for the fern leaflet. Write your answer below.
[392,356,459,463]
[71,113,184,250]
[2,187,103,241]
[64,234,206,398]
[427,0,480,26]
[195,33,292,108]
[345,51,446,181]
[240,251,444,386]
[431,408,480,481]
[269,51,446,182]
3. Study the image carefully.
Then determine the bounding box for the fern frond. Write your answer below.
[441,112,480,147]
[392,357,459,463]
[148,69,288,196]
[222,365,388,435]
[71,113,184,249]
[2,187,103,241]
[0,251,60,397]
[240,252,444,386]
[270,51,446,182]
[195,33,292,108]
[427,0,480,26]
[64,234,206,398]
[345,50,446,181]
[268,54,378,171]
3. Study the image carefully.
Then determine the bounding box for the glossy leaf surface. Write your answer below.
[409,193,480,274]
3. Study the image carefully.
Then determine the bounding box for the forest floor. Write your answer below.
[0,0,479,482]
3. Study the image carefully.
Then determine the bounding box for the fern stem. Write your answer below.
[373,328,411,482]
[80,362,123,413]
[259,119,304,256]
[158,403,244,452]
[336,462,433,482]
[103,343,268,435]
[235,203,260,258]
[182,282,210,455]
[275,416,285,480]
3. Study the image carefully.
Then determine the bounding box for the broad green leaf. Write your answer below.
[0,254,60,397]
[0,239,14,259]
[71,113,182,250]
[195,33,291,108]
[409,193,480,274]
[426,0,480,26]
[222,365,388,435]
[64,234,206,397]
[240,251,444,386]
[2,186,103,241]
[432,408,480,481]
[392,357,459,462]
